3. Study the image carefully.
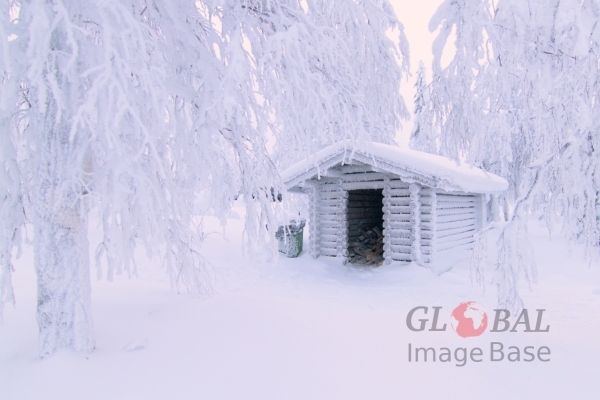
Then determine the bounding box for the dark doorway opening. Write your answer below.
[347,189,384,265]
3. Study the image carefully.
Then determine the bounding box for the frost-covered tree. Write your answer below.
[216,0,410,169]
[1,0,411,357]
[0,0,23,319]
[429,0,600,311]
[4,0,229,357]
[0,0,280,357]
[409,60,436,153]
[428,0,491,160]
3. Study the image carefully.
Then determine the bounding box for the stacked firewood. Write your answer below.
[348,226,384,266]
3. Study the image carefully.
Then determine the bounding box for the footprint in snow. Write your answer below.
[592,289,600,295]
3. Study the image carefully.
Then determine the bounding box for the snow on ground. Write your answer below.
[1,205,600,399]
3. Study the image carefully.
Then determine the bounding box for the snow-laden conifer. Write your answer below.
[409,61,436,153]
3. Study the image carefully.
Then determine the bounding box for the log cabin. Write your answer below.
[281,141,508,273]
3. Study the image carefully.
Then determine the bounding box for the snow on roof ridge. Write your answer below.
[281,140,508,194]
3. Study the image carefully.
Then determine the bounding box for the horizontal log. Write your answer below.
[420,231,435,240]
[315,175,341,183]
[383,215,411,223]
[384,213,411,221]
[437,194,477,202]
[419,206,433,214]
[389,252,412,261]
[348,192,382,197]
[318,215,345,222]
[319,191,345,200]
[437,236,475,250]
[390,237,413,246]
[436,203,476,211]
[437,208,477,221]
[348,191,383,198]
[386,197,411,206]
[438,231,475,246]
[320,234,340,242]
[437,213,476,224]
[436,200,475,209]
[437,219,475,231]
[386,188,411,197]
[435,236,475,250]
[420,214,436,223]
[420,198,435,207]
[437,243,474,253]
[318,180,342,189]
[387,221,413,230]
[419,221,435,231]
[343,181,386,190]
[436,203,475,211]
[386,205,412,213]
[318,213,345,220]
[420,247,434,255]
[387,221,414,230]
[387,180,410,189]
[419,239,433,247]
[342,172,390,183]
[320,198,346,206]
[320,248,339,257]
[318,204,344,212]
[390,244,413,253]
[383,230,412,238]
[321,227,343,235]
[436,226,475,239]
[437,207,475,216]
[320,222,345,230]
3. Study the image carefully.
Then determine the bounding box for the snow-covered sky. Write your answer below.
[388,0,445,143]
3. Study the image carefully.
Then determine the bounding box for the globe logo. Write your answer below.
[450,301,488,338]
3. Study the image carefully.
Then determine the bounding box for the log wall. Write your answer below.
[314,179,347,257]
[434,192,479,257]
[419,187,436,265]
[382,179,413,263]
[305,164,484,265]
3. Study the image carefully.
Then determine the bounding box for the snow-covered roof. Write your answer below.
[281,141,508,194]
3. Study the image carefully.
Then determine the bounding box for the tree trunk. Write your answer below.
[33,83,94,357]
[596,190,600,246]
[34,203,94,357]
